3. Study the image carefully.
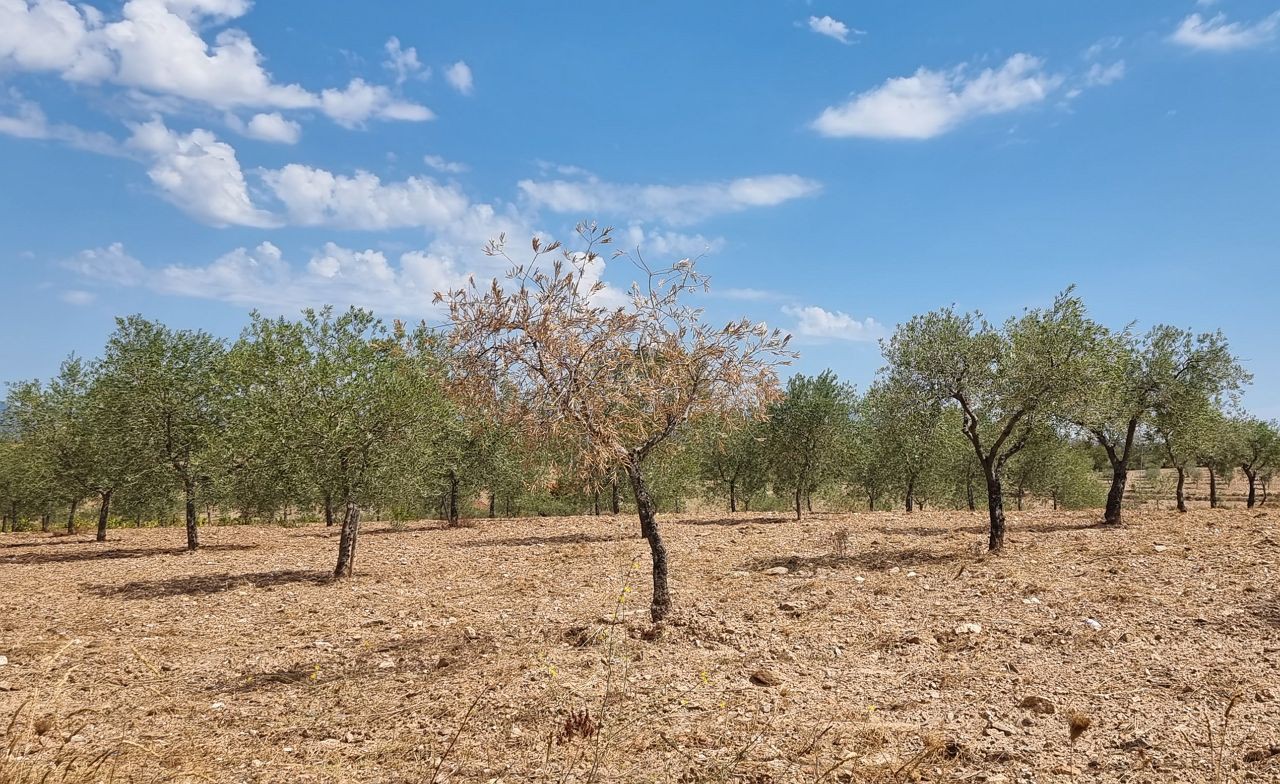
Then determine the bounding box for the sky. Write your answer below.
[1,0,1278,416]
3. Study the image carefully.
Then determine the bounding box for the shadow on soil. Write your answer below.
[459,532,629,548]
[743,545,968,574]
[84,568,331,599]
[674,516,791,527]
[3,543,257,565]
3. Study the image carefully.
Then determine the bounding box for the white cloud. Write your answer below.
[517,173,821,225]
[0,0,431,127]
[1084,60,1125,87]
[0,89,119,154]
[261,164,471,230]
[423,154,468,174]
[813,53,1065,140]
[59,289,96,305]
[128,117,277,227]
[1170,11,1280,51]
[241,111,300,143]
[63,239,491,316]
[1084,36,1123,60]
[383,36,425,85]
[721,287,778,302]
[623,225,725,258]
[444,60,473,95]
[783,305,884,342]
[318,78,434,128]
[806,15,861,44]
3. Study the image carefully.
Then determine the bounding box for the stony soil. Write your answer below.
[1,508,1278,783]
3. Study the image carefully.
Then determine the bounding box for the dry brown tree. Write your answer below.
[439,222,793,621]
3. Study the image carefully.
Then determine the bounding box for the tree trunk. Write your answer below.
[728,479,737,514]
[67,498,78,535]
[324,493,335,527]
[794,486,803,520]
[447,471,460,527]
[984,464,1006,552]
[1015,486,1024,512]
[1175,467,1187,513]
[41,507,50,533]
[334,501,361,578]
[206,503,213,526]
[489,492,496,518]
[806,492,813,514]
[96,489,112,542]
[1103,461,1128,525]
[610,477,620,515]
[1208,468,1218,508]
[593,490,601,516]
[966,475,976,512]
[184,480,199,551]
[1245,468,1257,509]
[625,460,671,623]
[905,479,915,513]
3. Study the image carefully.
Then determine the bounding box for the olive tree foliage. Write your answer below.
[1004,425,1103,511]
[882,291,1097,551]
[692,413,768,513]
[764,371,856,519]
[227,308,448,577]
[1232,417,1279,508]
[1150,387,1223,512]
[96,316,227,551]
[1069,324,1246,525]
[441,223,792,622]
[858,377,944,512]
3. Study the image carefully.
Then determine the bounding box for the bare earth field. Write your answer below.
[1,509,1279,783]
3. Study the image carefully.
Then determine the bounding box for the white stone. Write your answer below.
[955,622,982,635]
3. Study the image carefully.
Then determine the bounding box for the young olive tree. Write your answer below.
[859,377,944,512]
[442,224,791,622]
[693,413,768,513]
[1070,325,1245,525]
[1234,417,1279,508]
[98,316,226,550]
[882,291,1096,551]
[765,371,856,519]
[1151,388,1221,512]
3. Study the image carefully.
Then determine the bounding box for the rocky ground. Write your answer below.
[1,507,1278,783]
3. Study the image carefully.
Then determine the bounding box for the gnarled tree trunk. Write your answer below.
[984,462,1007,552]
[447,471,460,527]
[728,479,737,513]
[1103,462,1128,525]
[1175,467,1187,513]
[334,501,361,578]
[905,479,916,513]
[324,493,335,527]
[1244,468,1258,509]
[626,459,671,623]
[1208,467,1219,508]
[67,498,78,535]
[184,479,199,551]
[96,489,112,542]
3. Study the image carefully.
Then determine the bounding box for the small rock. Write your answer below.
[1022,596,1041,605]
[906,571,918,578]
[1153,544,1167,552]
[854,576,865,583]
[749,668,783,687]
[377,660,395,669]
[463,626,479,641]
[210,702,225,711]
[0,655,7,667]
[889,567,901,575]
[763,566,789,576]
[1119,737,1152,751]
[778,601,806,613]
[955,622,982,635]
[1084,618,1103,631]
[1019,695,1056,714]
[730,570,750,578]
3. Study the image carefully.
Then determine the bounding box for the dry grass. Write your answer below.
[1,508,1279,782]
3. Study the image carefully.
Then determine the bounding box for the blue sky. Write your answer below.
[2,1,1278,416]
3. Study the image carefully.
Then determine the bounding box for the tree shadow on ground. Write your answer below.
[1017,519,1106,534]
[83,568,330,599]
[458,532,629,548]
[3,543,257,566]
[742,545,967,574]
[674,516,791,527]
[870,524,987,538]
[0,537,97,550]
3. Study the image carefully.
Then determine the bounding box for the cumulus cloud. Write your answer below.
[261,164,471,230]
[128,117,277,227]
[0,0,432,127]
[444,60,473,95]
[1084,60,1125,87]
[62,238,499,316]
[623,224,725,258]
[1170,11,1280,51]
[806,15,861,44]
[812,53,1065,140]
[782,304,884,342]
[235,111,301,143]
[423,154,468,174]
[517,173,821,225]
[383,36,425,85]
[0,89,119,153]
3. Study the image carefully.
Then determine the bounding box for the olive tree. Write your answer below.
[859,377,944,512]
[765,371,856,519]
[882,291,1096,550]
[1070,325,1245,525]
[693,413,768,513]
[1234,417,1279,508]
[442,224,791,621]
